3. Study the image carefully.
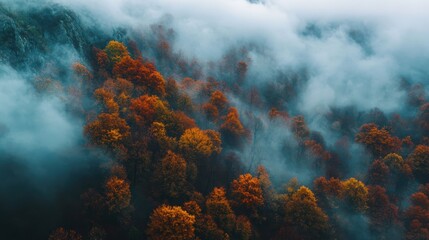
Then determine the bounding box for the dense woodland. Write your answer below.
[39,39,429,240]
[2,2,429,240]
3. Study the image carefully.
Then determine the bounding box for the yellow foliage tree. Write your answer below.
[341,178,369,212]
[284,186,330,239]
[104,40,129,64]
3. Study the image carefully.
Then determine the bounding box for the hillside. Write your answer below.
[1,1,429,240]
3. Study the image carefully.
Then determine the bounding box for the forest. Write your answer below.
[1,0,429,240]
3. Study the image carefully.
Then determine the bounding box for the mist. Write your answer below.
[1,0,428,239]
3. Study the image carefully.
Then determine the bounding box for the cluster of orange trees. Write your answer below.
[47,40,429,240]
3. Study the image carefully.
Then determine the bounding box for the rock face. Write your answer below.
[0,3,102,69]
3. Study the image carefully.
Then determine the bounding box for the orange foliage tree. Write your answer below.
[94,88,119,113]
[179,128,217,160]
[355,123,401,157]
[220,107,246,146]
[113,55,165,96]
[231,173,264,211]
[408,145,429,183]
[129,95,169,127]
[105,176,131,213]
[147,205,196,240]
[84,113,130,149]
[405,188,429,240]
[206,187,236,234]
[210,90,228,112]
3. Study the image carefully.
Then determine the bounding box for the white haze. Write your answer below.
[51,0,429,115]
[0,65,81,161]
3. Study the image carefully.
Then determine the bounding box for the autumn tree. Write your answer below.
[129,95,169,127]
[231,173,264,212]
[48,228,82,240]
[179,128,216,161]
[291,115,310,142]
[147,205,196,240]
[104,40,129,64]
[203,103,220,122]
[105,176,131,213]
[84,113,130,149]
[206,187,236,234]
[405,189,429,240]
[210,90,228,111]
[183,201,229,240]
[113,55,166,96]
[94,87,119,113]
[284,186,330,239]
[341,178,368,212]
[355,123,401,157]
[234,215,252,240]
[153,151,188,199]
[313,177,343,210]
[72,62,92,83]
[408,145,429,183]
[220,107,246,146]
[418,103,429,133]
[367,185,399,236]
[368,160,390,186]
[149,122,177,155]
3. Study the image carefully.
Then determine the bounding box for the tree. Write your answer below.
[113,55,165,96]
[149,122,176,155]
[313,177,343,210]
[105,176,131,213]
[355,123,401,157]
[153,151,187,199]
[367,185,399,235]
[183,201,229,240]
[341,178,368,212]
[48,228,82,240]
[72,62,92,83]
[129,95,169,127]
[418,103,429,133]
[94,88,119,113]
[405,190,429,240]
[146,71,166,97]
[84,113,130,149]
[408,145,429,183]
[206,187,236,234]
[234,215,252,240]
[284,186,330,239]
[291,116,310,142]
[220,107,246,146]
[104,40,129,64]
[147,205,196,240]
[231,173,264,211]
[210,90,228,111]
[203,103,219,122]
[368,160,390,186]
[179,128,215,160]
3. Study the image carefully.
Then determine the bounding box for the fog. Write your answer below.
[1,0,428,238]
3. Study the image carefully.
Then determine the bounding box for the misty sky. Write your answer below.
[48,0,429,115]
